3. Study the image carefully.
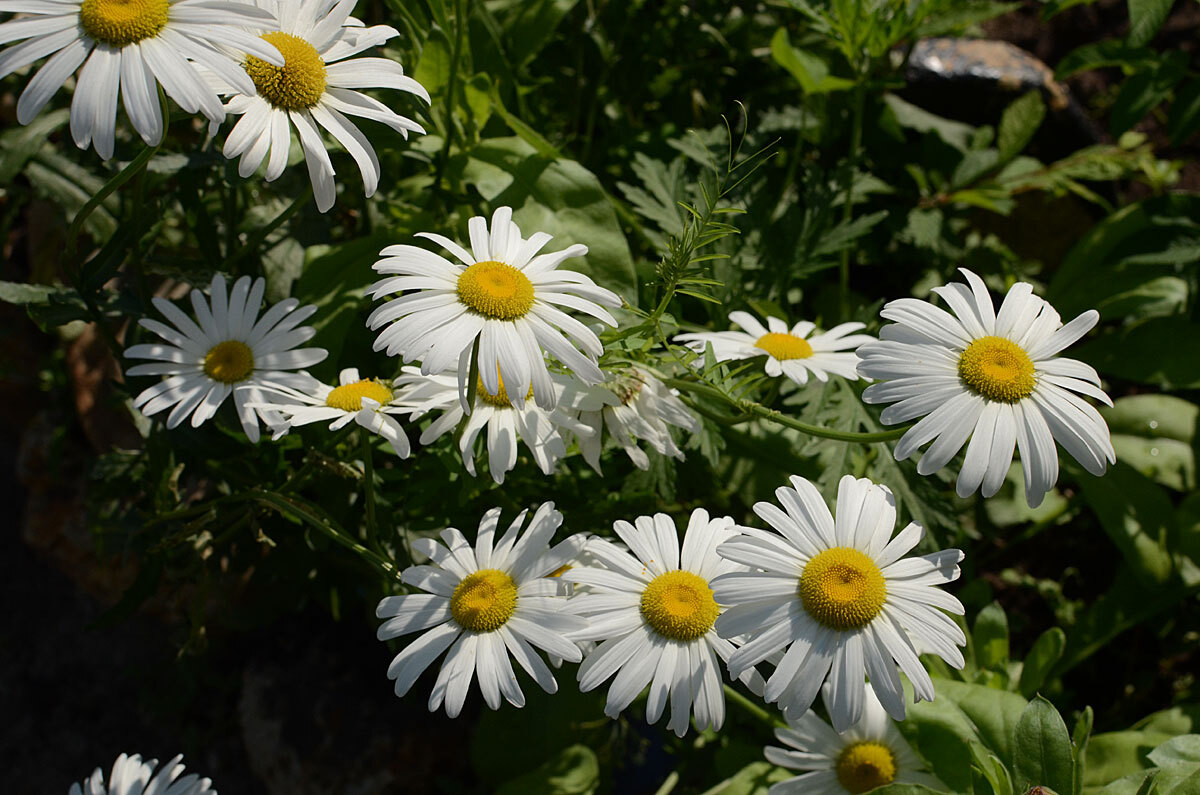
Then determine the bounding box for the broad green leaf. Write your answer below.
[1110,51,1187,136]
[1086,731,1174,786]
[1055,41,1157,80]
[494,744,599,795]
[1075,316,1200,390]
[1136,705,1200,735]
[1019,628,1066,698]
[1127,0,1173,47]
[998,91,1046,162]
[0,108,69,183]
[971,740,1015,795]
[973,602,1010,671]
[1148,736,1200,768]
[500,0,579,66]
[1167,78,1200,145]
[883,94,976,152]
[1075,463,1175,586]
[0,280,56,304]
[770,28,855,94]
[1013,696,1075,795]
[414,25,453,95]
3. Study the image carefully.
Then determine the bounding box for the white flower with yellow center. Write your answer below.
[560,509,764,737]
[69,752,214,795]
[375,503,587,718]
[210,0,428,212]
[367,206,622,410]
[674,311,873,387]
[713,474,965,732]
[565,367,700,472]
[0,0,283,159]
[391,365,595,484]
[248,367,410,457]
[123,273,327,442]
[855,268,1115,508]
[765,684,941,795]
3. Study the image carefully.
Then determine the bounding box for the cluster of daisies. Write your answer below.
[0,0,428,211]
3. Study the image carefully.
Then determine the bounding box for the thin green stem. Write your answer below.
[65,143,161,259]
[434,0,466,191]
[654,771,680,795]
[722,683,784,729]
[839,82,866,319]
[361,428,380,554]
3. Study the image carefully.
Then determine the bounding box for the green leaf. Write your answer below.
[1148,736,1200,768]
[1018,628,1066,698]
[1075,316,1200,390]
[414,25,453,95]
[494,744,599,795]
[1167,78,1200,146]
[1074,707,1094,795]
[1086,731,1174,786]
[0,108,69,183]
[973,602,1011,671]
[1127,0,1173,47]
[1075,462,1175,586]
[0,280,57,305]
[460,137,636,301]
[883,93,976,152]
[500,0,579,66]
[1013,696,1075,795]
[770,28,855,94]
[488,84,562,159]
[1055,40,1157,80]
[998,91,1046,162]
[709,760,791,794]
[1110,51,1188,136]
[971,740,1015,795]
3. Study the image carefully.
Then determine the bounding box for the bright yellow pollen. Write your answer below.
[325,380,392,412]
[202,340,255,384]
[799,547,887,631]
[640,570,720,642]
[450,569,518,632]
[457,261,535,320]
[245,32,326,111]
[78,0,168,47]
[957,336,1036,403]
[475,373,533,408]
[755,332,813,360]
[548,564,572,578]
[835,741,897,794]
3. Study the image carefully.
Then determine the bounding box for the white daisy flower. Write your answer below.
[211,0,428,212]
[367,206,622,410]
[855,267,1116,507]
[391,365,595,484]
[565,367,700,472]
[0,0,283,159]
[123,273,327,442]
[375,503,587,718]
[69,752,214,795]
[765,684,941,795]
[249,367,410,457]
[674,311,873,387]
[713,474,966,732]
[560,509,764,737]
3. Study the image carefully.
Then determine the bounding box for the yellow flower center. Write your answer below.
[457,261,535,320]
[78,0,168,47]
[449,569,518,632]
[475,373,532,408]
[957,335,1036,403]
[835,741,898,794]
[798,547,887,631]
[202,340,255,384]
[245,32,326,111]
[548,564,572,578]
[640,570,720,642]
[755,332,813,360]
[325,379,393,412]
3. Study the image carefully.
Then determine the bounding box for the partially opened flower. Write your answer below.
[675,311,872,387]
[69,752,215,795]
[392,365,595,484]
[856,268,1115,507]
[213,0,428,212]
[367,207,621,410]
[0,0,282,158]
[561,509,764,736]
[250,367,410,457]
[376,504,587,718]
[765,684,941,795]
[565,367,700,472]
[713,474,965,732]
[124,274,327,441]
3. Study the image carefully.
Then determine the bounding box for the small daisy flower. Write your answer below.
[375,503,587,718]
[249,367,410,457]
[675,311,873,387]
[855,268,1115,507]
[69,752,214,795]
[0,0,283,159]
[123,274,327,442]
[566,367,700,472]
[561,509,764,737]
[392,365,595,484]
[212,0,428,212]
[713,474,965,732]
[367,206,622,410]
[765,684,941,795]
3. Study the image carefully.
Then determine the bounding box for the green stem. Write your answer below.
[434,0,466,191]
[722,683,784,729]
[654,771,680,795]
[65,143,161,259]
[839,82,866,319]
[225,187,311,273]
[361,428,380,554]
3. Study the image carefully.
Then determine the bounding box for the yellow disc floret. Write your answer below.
[799,547,887,631]
[957,335,1036,403]
[755,332,813,360]
[836,741,897,794]
[640,569,720,642]
[450,569,518,632]
[475,372,533,408]
[203,340,255,384]
[245,32,326,111]
[325,379,393,412]
[457,261,535,320]
[79,0,169,47]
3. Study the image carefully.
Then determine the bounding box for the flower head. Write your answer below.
[69,752,215,795]
[713,474,965,732]
[856,268,1115,507]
